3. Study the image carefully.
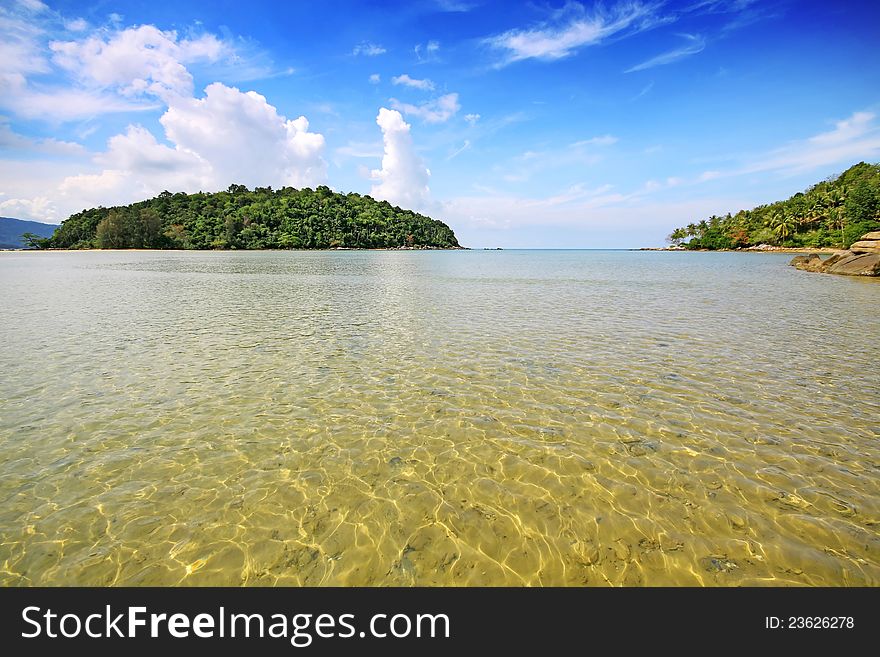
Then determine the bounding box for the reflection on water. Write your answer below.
[0,250,877,586]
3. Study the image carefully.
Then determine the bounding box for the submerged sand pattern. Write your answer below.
[0,250,878,586]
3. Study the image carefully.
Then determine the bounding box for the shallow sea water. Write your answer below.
[0,249,878,586]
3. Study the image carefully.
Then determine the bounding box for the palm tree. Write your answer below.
[823,188,847,246]
[769,210,795,244]
[807,196,828,228]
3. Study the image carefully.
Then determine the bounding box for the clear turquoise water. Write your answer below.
[0,250,878,585]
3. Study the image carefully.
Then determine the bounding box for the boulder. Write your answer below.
[848,240,880,254]
[819,252,846,269]
[789,254,825,272]
[826,252,880,276]
[789,254,815,266]
[790,250,880,276]
[860,231,880,240]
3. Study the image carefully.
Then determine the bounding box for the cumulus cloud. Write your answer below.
[0,195,55,222]
[370,108,430,210]
[160,82,326,188]
[485,2,664,66]
[0,16,275,121]
[56,125,208,211]
[391,74,435,90]
[369,73,381,84]
[390,92,460,123]
[0,14,327,220]
[50,25,229,100]
[464,113,481,125]
[54,82,328,210]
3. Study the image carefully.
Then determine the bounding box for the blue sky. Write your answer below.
[1,0,879,247]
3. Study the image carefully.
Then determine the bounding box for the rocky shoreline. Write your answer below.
[789,231,880,277]
[638,245,843,253]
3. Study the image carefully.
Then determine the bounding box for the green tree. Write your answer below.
[20,232,50,249]
[824,189,847,247]
[95,211,130,248]
[769,210,796,243]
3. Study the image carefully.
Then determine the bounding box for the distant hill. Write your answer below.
[46,185,461,250]
[0,217,59,249]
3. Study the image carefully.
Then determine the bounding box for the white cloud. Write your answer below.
[96,125,206,178]
[446,140,471,161]
[0,15,328,222]
[464,113,481,125]
[688,112,880,182]
[0,15,276,121]
[64,18,88,32]
[370,108,430,210]
[433,0,475,11]
[741,111,880,176]
[625,33,705,73]
[390,92,460,123]
[0,195,55,222]
[0,72,158,120]
[0,119,87,155]
[485,2,664,66]
[335,141,382,159]
[50,26,229,100]
[53,84,327,211]
[631,81,654,100]
[414,40,441,62]
[497,135,617,183]
[16,0,48,13]
[352,41,386,56]
[369,73,381,84]
[391,74,435,91]
[160,82,326,188]
[570,135,618,147]
[56,125,209,209]
[443,194,756,247]
[0,12,50,76]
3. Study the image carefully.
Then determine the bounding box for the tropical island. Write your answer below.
[667,162,880,250]
[32,185,460,250]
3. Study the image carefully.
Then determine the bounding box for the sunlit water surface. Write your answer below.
[1,250,878,586]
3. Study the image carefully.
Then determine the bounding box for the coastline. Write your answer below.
[636,246,846,254]
[1,245,470,253]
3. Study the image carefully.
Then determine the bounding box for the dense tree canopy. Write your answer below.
[46,185,460,250]
[668,162,880,250]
